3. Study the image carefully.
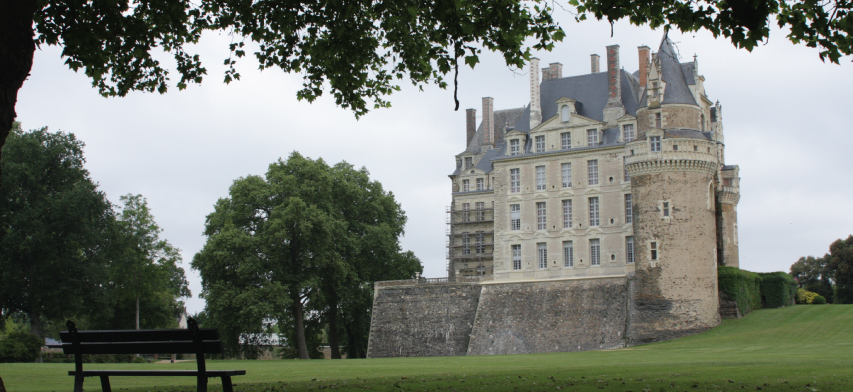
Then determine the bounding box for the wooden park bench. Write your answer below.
[61,319,245,392]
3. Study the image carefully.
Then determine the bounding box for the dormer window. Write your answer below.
[623,124,635,142]
[587,129,598,146]
[650,136,661,152]
[561,105,571,122]
[535,135,545,153]
[464,157,473,169]
[509,139,520,156]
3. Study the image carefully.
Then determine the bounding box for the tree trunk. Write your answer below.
[136,296,140,330]
[327,289,342,359]
[28,311,42,363]
[0,0,37,181]
[289,289,310,359]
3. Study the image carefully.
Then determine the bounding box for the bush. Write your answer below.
[758,272,797,308]
[718,266,761,315]
[0,331,43,362]
[812,295,827,304]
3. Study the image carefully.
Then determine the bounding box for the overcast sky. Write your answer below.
[14,12,853,315]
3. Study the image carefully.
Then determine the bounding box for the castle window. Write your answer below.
[723,178,732,186]
[462,234,470,255]
[510,139,520,156]
[536,202,547,230]
[625,194,633,224]
[462,203,470,222]
[462,179,470,192]
[623,124,635,142]
[563,241,574,267]
[561,132,571,149]
[535,135,546,153]
[587,129,598,146]
[650,136,661,152]
[623,156,630,182]
[536,165,546,190]
[476,265,486,276]
[562,199,573,229]
[562,163,572,188]
[510,204,521,231]
[512,244,522,270]
[588,197,600,227]
[663,201,670,217]
[475,202,485,221]
[510,168,520,193]
[673,144,678,151]
[651,82,659,97]
[476,178,484,191]
[587,159,599,185]
[650,241,658,261]
[655,113,662,128]
[694,145,698,151]
[475,232,485,254]
[626,236,635,263]
[464,156,473,169]
[538,242,548,269]
[561,105,571,122]
[590,239,601,266]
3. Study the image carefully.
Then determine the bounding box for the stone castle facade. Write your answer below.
[367,35,741,358]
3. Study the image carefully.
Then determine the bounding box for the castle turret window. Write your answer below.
[623,157,630,181]
[625,194,633,224]
[563,241,574,267]
[535,165,546,190]
[510,204,521,231]
[588,197,600,227]
[510,139,520,155]
[510,169,520,193]
[650,241,658,261]
[537,243,548,269]
[536,202,547,230]
[623,124,635,142]
[590,239,601,266]
[562,199,573,228]
[535,135,545,152]
[512,244,522,270]
[663,201,670,217]
[650,136,661,152]
[561,132,571,149]
[587,159,599,185]
[626,236,635,263]
[562,163,572,188]
[655,113,662,128]
[587,129,598,146]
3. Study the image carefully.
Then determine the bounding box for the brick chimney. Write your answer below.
[466,108,476,147]
[603,45,625,126]
[482,97,494,145]
[591,54,600,73]
[542,62,563,81]
[529,58,541,130]
[638,45,650,88]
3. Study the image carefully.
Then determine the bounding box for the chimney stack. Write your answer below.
[529,58,542,130]
[603,45,625,126]
[591,54,600,73]
[638,46,650,88]
[466,108,476,147]
[542,62,563,81]
[482,97,494,145]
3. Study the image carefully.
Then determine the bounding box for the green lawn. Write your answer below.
[2,305,851,391]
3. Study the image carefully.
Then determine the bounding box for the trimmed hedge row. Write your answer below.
[718,266,761,316]
[757,272,798,308]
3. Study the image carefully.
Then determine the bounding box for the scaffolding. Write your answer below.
[446,205,495,279]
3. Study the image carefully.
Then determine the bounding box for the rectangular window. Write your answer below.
[475,202,485,221]
[589,197,600,227]
[512,244,522,270]
[561,162,572,188]
[623,156,630,182]
[625,194,633,224]
[650,241,658,261]
[510,168,520,193]
[464,157,473,169]
[663,201,670,217]
[536,202,546,230]
[476,178,484,191]
[590,239,600,266]
[510,204,521,231]
[462,234,470,255]
[626,236,634,264]
[623,124,635,142]
[535,165,546,190]
[538,242,547,269]
[673,144,678,151]
[650,136,661,152]
[587,159,599,185]
[561,132,571,149]
[510,139,520,156]
[562,199,572,229]
[462,179,470,192]
[563,241,574,267]
[655,112,662,128]
[475,232,485,254]
[587,129,598,146]
[462,203,470,222]
[535,135,545,153]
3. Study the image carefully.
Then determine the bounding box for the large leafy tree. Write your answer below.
[193,152,420,359]
[829,235,853,304]
[790,254,834,303]
[0,123,113,338]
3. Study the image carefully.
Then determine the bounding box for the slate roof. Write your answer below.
[464,107,526,154]
[639,36,699,107]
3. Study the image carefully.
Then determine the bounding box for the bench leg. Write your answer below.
[73,375,84,392]
[99,375,112,392]
[197,375,207,392]
[221,376,233,392]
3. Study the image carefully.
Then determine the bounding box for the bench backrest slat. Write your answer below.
[59,329,219,343]
[60,340,222,355]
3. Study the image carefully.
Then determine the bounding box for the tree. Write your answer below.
[790,254,834,303]
[0,123,113,338]
[105,194,190,330]
[3,1,852,182]
[193,152,421,359]
[829,235,853,303]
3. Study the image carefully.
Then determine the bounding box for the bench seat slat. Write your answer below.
[60,329,219,343]
[62,340,222,355]
[70,370,246,377]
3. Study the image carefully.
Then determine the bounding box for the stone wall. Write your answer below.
[467,277,628,355]
[367,282,481,358]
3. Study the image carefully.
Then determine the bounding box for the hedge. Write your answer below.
[718,266,761,316]
[757,272,798,308]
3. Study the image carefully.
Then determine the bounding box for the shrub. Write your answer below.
[812,295,827,304]
[758,272,797,308]
[0,331,43,362]
[718,266,761,315]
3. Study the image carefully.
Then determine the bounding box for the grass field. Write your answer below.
[1,305,851,391]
